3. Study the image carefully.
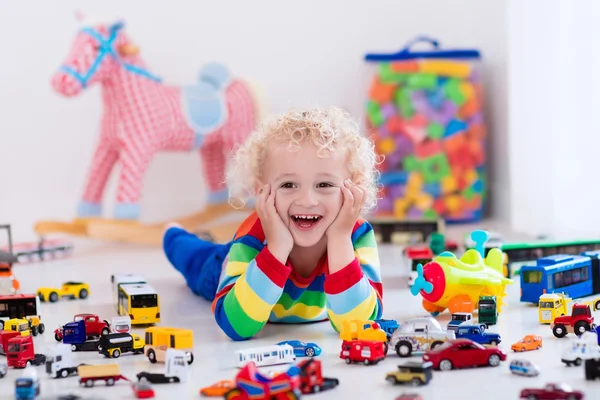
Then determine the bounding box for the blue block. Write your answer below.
[423,183,441,197]
[379,171,408,186]
[444,119,468,137]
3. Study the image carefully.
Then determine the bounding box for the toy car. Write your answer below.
[0,361,6,378]
[37,282,90,302]
[199,380,235,397]
[447,312,473,332]
[509,359,540,377]
[519,383,583,399]
[385,361,433,386]
[511,335,543,352]
[422,338,507,370]
[276,340,322,357]
[390,316,455,357]
[132,380,155,398]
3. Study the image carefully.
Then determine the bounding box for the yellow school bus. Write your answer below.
[117,283,160,325]
[144,327,194,364]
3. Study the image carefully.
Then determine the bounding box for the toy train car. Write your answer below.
[520,251,600,303]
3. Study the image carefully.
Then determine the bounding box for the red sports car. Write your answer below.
[422,339,506,370]
[519,383,584,399]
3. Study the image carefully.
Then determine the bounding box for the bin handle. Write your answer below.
[396,36,440,55]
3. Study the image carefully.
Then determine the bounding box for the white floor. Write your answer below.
[0,228,598,400]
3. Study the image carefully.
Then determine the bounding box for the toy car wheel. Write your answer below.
[305,347,315,357]
[224,388,243,400]
[0,321,4,330]
[112,349,121,358]
[49,292,59,302]
[79,289,88,299]
[312,385,321,393]
[101,327,110,336]
[553,324,567,338]
[439,360,453,371]
[55,333,63,342]
[147,349,157,363]
[187,352,194,365]
[574,321,590,335]
[60,369,69,378]
[363,359,370,365]
[488,354,500,367]
[396,341,412,357]
[345,358,351,364]
[574,358,582,366]
[71,344,78,351]
[430,341,443,349]
[490,340,498,346]
[85,380,94,387]
[107,378,115,386]
[38,323,45,334]
[411,378,422,386]
[386,376,398,384]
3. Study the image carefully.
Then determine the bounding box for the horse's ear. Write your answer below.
[118,44,140,57]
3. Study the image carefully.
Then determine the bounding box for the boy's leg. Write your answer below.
[163,227,231,301]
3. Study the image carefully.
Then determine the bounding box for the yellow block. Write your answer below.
[465,169,478,184]
[415,193,434,211]
[377,137,396,155]
[419,60,471,78]
[441,176,457,194]
[393,198,411,218]
[406,173,423,192]
[445,194,462,213]
[460,82,475,99]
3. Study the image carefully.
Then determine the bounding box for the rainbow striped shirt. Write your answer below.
[212,212,383,341]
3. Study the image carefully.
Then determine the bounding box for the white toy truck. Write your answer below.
[111,316,131,333]
[561,331,600,366]
[45,343,83,378]
[136,349,189,384]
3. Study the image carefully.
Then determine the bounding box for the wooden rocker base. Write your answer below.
[34,203,251,246]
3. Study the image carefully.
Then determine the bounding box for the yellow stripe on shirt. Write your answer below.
[328,290,377,329]
[233,276,273,321]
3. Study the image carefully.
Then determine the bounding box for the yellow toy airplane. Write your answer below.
[411,230,513,316]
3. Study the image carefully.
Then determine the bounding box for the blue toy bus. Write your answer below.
[520,254,594,303]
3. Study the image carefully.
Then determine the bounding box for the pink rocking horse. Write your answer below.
[50,19,260,224]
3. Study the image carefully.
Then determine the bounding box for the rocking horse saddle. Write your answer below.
[181,62,231,149]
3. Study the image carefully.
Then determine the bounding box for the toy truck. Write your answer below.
[111,316,131,333]
[98,332,145,358]
[144,326,194,364]
[339,320,389,353]
[0,330,21,354]
[55,313,110,341]
[552,303,597,338]
[374,318,400,339]
[561,332,600,366]
[45,343,83,378]
[455,323,502,345]
[538,293,573,324]
[6,334,46,368]
[14,366,40,400]
[78,364,129,387]
[60,319,102,352]
[297,358,339,394]
[223,361,302,399]
[136,349,189,383]
[478,295,498,325]
[447,312,473,332]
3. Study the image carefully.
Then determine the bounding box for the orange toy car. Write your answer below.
[511,335,543,352]
[199,380,235,397]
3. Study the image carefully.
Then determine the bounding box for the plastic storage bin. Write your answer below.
[364,36,486,223]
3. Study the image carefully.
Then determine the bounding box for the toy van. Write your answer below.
[340,340,386,365]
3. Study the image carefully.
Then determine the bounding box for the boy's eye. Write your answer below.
[280,182,296,189]
[317,182,334,188]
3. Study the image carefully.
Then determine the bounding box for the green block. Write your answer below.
[403,154,419,172]
[395,88,414,118]
[421,153,451,183]
[377,63,394,83]
[407,73,437,89]
[463,187,475,201]
[424,209,438,219]
[444,78,466,106]
[366,101,385,127]
[427,122,444,139]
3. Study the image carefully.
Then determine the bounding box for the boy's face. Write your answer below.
[261,141,348,248]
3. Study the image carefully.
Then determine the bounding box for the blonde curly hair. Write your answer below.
[225,106,383,214]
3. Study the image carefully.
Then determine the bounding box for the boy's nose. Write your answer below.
[295,189,318,207]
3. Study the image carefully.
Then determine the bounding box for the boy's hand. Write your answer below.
[327,180,365,238]
[256,184,293,264]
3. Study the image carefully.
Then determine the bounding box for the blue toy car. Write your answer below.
[455,323,501,345]
[509,359,540,377]
[276,340,322,357]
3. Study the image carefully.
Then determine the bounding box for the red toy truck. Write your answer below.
[552,303,597,338]
[55,313,110,341]
[6,334,46,368]
[296,359,339,394]
[223,361,302,399]
[339,340,386,365]
[0,330,21,355]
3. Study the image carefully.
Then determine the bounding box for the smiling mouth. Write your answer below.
[291,215,322,230]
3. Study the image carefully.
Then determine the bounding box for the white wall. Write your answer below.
[0,0,508,242]
[508,0,600,238]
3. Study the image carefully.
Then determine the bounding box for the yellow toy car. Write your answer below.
[37,281,90,303]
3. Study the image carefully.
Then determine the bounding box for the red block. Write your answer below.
[387,115,404,133]
[415,139,443,159]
